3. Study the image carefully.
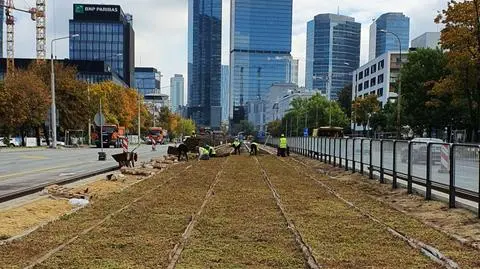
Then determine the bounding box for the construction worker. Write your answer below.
[232,138,241,155]
[198,146,210,160]
[192,131,197,138]
[279,134,287,157]
[207,144,216,157]
[250,141,258,156]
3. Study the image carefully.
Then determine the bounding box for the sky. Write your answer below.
[11,0,449,92]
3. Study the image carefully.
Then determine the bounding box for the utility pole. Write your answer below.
[138,94,141,146]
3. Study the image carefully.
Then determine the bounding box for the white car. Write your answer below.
[0,137,21,147]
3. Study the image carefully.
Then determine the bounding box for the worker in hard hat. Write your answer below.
[279,134,287,157]
[250,141,258,156]
[232,138,241,155]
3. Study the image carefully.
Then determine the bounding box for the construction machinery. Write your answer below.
[1,0,46,74]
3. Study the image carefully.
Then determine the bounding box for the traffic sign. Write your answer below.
[304,128,309,137]
[94,113,105,126]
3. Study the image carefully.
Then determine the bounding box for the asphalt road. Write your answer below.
[0,145,168,198]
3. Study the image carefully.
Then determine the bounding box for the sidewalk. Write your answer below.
[0,154,479,268]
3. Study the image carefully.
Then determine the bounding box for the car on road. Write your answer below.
[0,137,21,147]
[401,138,443,164]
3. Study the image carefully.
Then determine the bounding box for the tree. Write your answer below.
[352,95,380,133]
[337,84,353,118]
[175,118,196,138]
[267,120,282,137]
[435,0,480,141]
[400,48,450,136]
[238,120,255,136]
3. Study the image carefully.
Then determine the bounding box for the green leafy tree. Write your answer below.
[401,48,450,136]
[337,84,353,118]
[435,0,480,141]
[267,120,282,137]
[352,95,381,133]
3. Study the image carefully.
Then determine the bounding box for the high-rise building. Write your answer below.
[289,59,299,85]
[134,67,161,96]
[369,12,410,61]
[221,65,230,122]
[305,14,361,100]
[188,0,222,128]
[230,0,293,123]
[170,74,185,112]
[69,4,135,87]
[411,32,441,49]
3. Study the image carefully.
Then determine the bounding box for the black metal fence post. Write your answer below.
[407,142,413,194]
[339,138,343,168]
[360,139,364,175]
[426,143,432,200]
[324,138,328,163]
[369,139,373,179]
[449,144,456,208]
[380,140,384,184]
[392,141,398,189]
[352,139,356,173]
[478,145,480,218]
[329,138,332,164]
[345,138,349,171]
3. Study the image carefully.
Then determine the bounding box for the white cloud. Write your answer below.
[11,0,449,91]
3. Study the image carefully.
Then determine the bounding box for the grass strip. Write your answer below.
[259,155,437,268]
[33,158,226,269]
[293,155,480,269]
[177,155,306,269]
[0,161,192,268]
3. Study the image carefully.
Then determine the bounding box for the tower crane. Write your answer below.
[0,0,46,75]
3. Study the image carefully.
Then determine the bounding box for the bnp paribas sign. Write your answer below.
[73,4,121,21]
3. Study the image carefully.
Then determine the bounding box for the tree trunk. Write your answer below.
[36,126,41,146]
[44,124,50,147]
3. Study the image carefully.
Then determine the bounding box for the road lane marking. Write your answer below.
[20,155,49,160]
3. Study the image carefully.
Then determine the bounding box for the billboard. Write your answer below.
[73,4,122,21]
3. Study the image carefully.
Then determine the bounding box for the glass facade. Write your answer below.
[230,0,293,123]
[305,14,361,100]
[188,0,222,128]
[374,13,410,58]
[170,74,185,112]
[69,4,135,87]
[134,68,161,96]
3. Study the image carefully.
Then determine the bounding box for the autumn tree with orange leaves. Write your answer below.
[435,0,480,141]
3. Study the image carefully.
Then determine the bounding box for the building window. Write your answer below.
[358,83,363,91]
[358,71,363,79]
[370,91,376,95]
[364,81,369,89]
[371,64,377,74]
[370,77,376,86]
[378,60,385,70]
[378,74,384,84]
[364,68,370,77]
[377,88,384,97]
[363,94,368,98]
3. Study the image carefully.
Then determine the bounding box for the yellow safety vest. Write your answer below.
[201,147,210,155]
[233,141,240,147]
[209,146,216,155]
[279,137,287,149]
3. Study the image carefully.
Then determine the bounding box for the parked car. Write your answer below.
[401,138,443,164]
[0,137,21,147]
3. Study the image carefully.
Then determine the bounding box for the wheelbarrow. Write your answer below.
[111,145,140,168]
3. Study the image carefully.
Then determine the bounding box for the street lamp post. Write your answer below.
[380,29,403,139]
[50,34,79,149]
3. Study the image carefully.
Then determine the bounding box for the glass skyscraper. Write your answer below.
[305,14,361,100]
[170,74,185,113]
[69,4,135,87]
[369,12,410,60]
[134,67,161,96]
[230,0,293,123]
[188,0,222,128]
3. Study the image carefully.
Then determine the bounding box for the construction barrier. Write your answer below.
[122,137,129,153]
[439,144,449,173]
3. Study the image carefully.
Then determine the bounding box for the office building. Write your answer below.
[411,32,441,49]
[188,0,222,128]
[170,74,185,112]
[369,12,410,60]
[230,0,293,124]
[69,3,135,87]
[289,59,299,85]
[305,14,361,100]
[221,65,230,122]
[0,58,126,87]
[351,51,408,131]
[246,99,266,132]
[134,67,161,96]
